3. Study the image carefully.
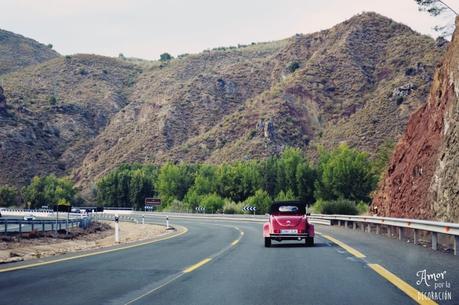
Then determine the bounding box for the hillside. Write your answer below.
[74,13,445,191]
[0,12,446,194]
[0,29,59,75]
[0,54,142,186]
[372,17,459,223]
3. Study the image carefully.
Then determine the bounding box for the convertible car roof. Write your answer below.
[269,201,306,214]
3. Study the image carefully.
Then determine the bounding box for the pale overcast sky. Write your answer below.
[2,0,457,60]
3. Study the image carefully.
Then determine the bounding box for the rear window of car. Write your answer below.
[278,206,299,213]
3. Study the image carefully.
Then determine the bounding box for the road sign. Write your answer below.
[145,198,161,205]
[243,206,256,212]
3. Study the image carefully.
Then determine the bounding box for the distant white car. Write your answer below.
[23,215,35,221]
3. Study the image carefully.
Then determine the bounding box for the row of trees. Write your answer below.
[0,175,78,208]
[95,145,380,214]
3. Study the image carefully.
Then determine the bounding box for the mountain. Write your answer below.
[0,54,142,186]
[372,17,459,223]
[0,29,59,75]
[0,12,446,195]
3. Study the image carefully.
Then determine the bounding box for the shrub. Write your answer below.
[160,53,173,62]
[49,95,57,105]
[243,189,272,214]
[313,199,358,215]
[162,199,188,212]
[287,61,300,73]
[223,200,242,214]
[356,201,368,215]
[78,68,88,75]
[201,193,225,213]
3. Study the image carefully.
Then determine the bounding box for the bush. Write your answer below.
[223,200,242,214]
[160,53,173,62]
[313,199,358,215]
[49,95,57,105]
[356,201,368,215]
[243,189,272,214]
[287,61,300,73]
[201,193,225,213]
[161,199,189,212]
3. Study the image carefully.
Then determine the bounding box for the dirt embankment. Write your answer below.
[0,221,167,264]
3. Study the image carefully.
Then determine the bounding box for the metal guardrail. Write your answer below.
[0,218,91,233]
[93,214,139,224]
[310,214,459,255]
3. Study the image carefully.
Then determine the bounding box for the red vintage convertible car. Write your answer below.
[263,201,314,247]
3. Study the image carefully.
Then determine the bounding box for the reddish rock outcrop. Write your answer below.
[372,17,459,222]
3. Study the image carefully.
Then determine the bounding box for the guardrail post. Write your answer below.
[387,226,391,237]
[4,220,6,233]
[432,232,438,251]
[31,222,34,231]
[19,221,22,235]
[376,225,380,235]
[51,223,54,231]
[398,227,403,240]
[413,229,418,245]
[345,221,348,228]
[454,236,458,256]
[352,222,356,230]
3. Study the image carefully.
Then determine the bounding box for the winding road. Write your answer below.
[0,215,457,305]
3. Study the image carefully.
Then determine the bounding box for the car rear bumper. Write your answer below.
[269,233,311,240]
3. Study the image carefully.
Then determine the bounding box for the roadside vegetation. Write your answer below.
[0,144,388,215]
[94,144,381,215]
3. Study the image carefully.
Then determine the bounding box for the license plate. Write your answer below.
[280,229,298,234]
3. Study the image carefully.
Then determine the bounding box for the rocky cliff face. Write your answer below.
[372,17,459,222]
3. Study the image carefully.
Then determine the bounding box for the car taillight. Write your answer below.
[298,229,303,233]
[274,229,280,233]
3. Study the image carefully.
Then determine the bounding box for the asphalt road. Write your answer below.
[0,216,457,305]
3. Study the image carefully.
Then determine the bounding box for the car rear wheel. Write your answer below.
[305,237,314,247]
[264,237,271,247]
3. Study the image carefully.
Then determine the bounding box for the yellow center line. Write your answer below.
[183,258,212,273]
[368,264,438,305]
[0,226,188,273]
[318,233,366,258]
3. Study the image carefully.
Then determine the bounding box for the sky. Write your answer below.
[2,0,457,60]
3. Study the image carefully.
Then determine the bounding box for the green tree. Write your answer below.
[296,161,316,204]
[95,164,158,208]
[23,175,76,208]
[0,185,18,207]
[314,144,378,203]
[274,189,296,201]
[156,163,194,206]
[259,157,277,197]
[243,189,272,214]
